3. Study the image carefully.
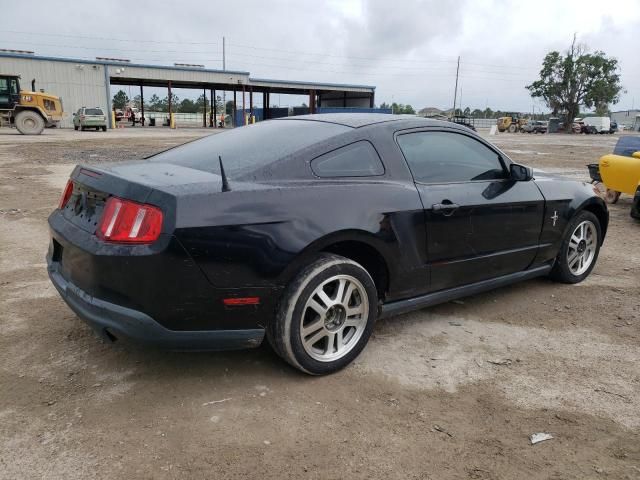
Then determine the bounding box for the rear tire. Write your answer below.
[550,211,601,284]
[15,110,45,135]
[102,126,107,132]
[81,126,86,131]
[604,189,621,204]
[267,254,378,375]
[74,125,79,131]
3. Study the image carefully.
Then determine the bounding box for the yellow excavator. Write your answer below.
[0,74,64,134]
[497,114,527,133]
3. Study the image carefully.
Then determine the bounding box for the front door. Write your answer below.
[396,129,545,291]
[0,76,20,110]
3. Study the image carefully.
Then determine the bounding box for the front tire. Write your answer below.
[268,254,378,375]
[550,211,601,284]
[15,110,45,135]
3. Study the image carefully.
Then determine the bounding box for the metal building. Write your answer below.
[610,109,640,131]
[0,52,376,129]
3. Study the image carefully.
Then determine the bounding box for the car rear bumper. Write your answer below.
[48,263,265,350]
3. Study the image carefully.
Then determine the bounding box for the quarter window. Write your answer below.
[397,131,507,183]
[311,141,384,177]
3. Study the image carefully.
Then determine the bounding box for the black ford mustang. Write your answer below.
[47,114,608,374]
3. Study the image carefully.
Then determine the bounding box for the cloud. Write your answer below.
[2,0,639,111]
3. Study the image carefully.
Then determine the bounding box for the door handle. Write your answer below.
[432,202,460,215]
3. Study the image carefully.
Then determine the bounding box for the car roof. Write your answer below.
[276,113,451,129]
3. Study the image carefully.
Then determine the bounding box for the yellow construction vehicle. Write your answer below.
[497,115,527,133]
[0,74,63,134]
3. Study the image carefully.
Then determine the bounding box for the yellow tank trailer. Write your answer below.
[590,137,640,219]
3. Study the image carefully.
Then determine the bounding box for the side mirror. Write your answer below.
[510,163,533,181]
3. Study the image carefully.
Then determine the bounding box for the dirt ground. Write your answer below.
[0,127,638,480]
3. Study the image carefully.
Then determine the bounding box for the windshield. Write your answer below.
[149,120,350,179]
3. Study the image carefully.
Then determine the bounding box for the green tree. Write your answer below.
[379,102,390,110]
[471,109,483,118]
[112,90,129,110]
[595,102,610,116]
[403,104,415,114]
[132,95,142,110]
[147,94,161,111]
[526,35,622,131]
[178,98,197,113]
[483,107,494,118]
[195,94,210,113]
[463,107,471,117]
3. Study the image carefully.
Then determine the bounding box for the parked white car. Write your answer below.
[583,116,611,134]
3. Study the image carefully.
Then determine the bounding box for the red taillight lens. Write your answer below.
[96,197,163,244]
[59,180,74,209]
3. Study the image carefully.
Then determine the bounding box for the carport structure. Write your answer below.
[0,52,377,129]
[103,60,375,128]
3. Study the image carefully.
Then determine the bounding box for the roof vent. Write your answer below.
[0,49,34,55]
[174,63,205,68]
[96,57,131,63]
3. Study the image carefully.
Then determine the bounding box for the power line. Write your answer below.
[0,39,222,55]
[0,29,538,72]
[0,29,219,46]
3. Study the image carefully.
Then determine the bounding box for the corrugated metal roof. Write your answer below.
[248,77,375,91]
[0,51,249,75]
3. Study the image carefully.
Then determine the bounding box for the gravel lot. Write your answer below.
[0,127,638,479]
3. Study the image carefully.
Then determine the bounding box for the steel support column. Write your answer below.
[249,86,253,120]
[242,85,246,125]
[262,91,267,120]
[233,89,237,127]
[212,89,216,128]
[203,88,207,128]
[140,84,144,126]
[309,89,316,114]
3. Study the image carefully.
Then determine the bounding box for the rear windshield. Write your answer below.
[85,108,103,115]
[149,120,350,179]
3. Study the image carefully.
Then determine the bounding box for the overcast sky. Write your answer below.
[3,0,640,112]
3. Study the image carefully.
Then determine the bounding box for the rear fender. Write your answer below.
[281,229,394,286]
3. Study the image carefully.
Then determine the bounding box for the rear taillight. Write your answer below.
[96,197,163,244]
[59,180,74,209]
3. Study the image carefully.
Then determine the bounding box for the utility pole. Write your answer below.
[222,36,226,126]
[452,56,460,118]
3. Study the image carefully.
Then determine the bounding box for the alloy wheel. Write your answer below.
[567,220,597,276]
[300,274,369,362]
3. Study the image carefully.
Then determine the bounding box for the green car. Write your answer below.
[73,107,107,131]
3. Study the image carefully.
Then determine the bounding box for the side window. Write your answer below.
[311,141,384,177]
[0,78,8,94]
[397,131,507,183]
[9,79,18,95]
